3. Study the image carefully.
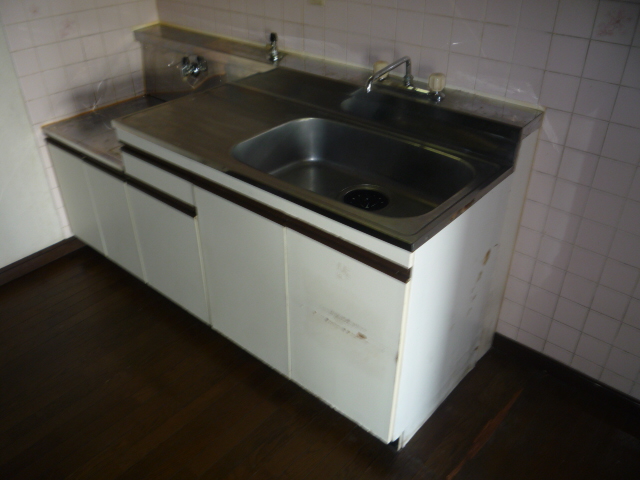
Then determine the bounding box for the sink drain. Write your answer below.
[342,187,389,211]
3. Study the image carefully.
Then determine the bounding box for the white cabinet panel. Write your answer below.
[85,166,144,280]
[286,230,407,441]
[195,188,288,374]
[391,179,513,445]
[127,185,208,322]
[48,144,104,253]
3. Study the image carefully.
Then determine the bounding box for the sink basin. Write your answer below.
[231,118,478,218]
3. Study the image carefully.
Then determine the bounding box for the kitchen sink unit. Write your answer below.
[44,25,543,448]
[231,117,492,219]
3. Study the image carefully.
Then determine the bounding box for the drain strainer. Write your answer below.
[343,187,389,211]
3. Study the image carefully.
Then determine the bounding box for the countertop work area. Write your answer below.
[1,0,640,467]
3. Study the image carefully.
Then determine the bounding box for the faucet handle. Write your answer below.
[373,61,389,80]
[428,73,446,92]
[427,73,446,102]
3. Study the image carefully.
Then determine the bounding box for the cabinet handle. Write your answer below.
[46,138,197,218]
[127,177,197,218]
[46,137,125,181]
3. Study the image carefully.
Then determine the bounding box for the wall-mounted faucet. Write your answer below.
[181,55,208,78]
[365,56,413,93]
[268,32,282,63]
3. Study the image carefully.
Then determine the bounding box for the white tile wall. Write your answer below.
[0,0,158,234]
[3,0,639,399]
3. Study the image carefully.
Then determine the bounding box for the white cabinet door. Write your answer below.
[48,144,104,253]
[286,230,407,442]
[127,185,208,322]
[195,187,288,375]
[85,166,144,280]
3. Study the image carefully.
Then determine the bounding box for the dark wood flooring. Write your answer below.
[1,247,639,479]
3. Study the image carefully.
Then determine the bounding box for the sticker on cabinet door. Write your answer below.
[311,306,367,341]
[304,305,390,375]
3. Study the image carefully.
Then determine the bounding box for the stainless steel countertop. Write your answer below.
[135,24,543,138]
[236,68,533,164]
[113,70,527,250]
[43,24,543,250]
[42,96,164,169]
[42,23,542,173]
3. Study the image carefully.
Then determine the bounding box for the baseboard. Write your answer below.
[0,237,85,288]
[493,333,640,414]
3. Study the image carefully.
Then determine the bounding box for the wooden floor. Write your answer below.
[1,247,640,480]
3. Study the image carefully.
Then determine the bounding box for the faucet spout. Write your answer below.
[365,56,414,93]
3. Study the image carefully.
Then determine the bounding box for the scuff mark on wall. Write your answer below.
[482,249,491,266]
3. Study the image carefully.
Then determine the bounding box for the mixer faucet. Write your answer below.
[365,56,414,93]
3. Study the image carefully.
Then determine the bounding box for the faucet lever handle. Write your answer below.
[427,73,446,102]
[428,73,446,92]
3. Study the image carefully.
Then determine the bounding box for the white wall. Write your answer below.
[0,0,158,238]
[0,21,62,268]
[155,0,640,398]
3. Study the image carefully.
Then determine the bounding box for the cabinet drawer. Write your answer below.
[123,150,194,205]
